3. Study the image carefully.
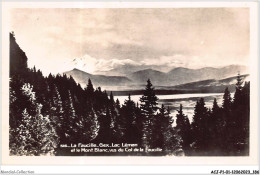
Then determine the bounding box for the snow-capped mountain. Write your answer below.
[70,55,175,76]
[71,55,140,75]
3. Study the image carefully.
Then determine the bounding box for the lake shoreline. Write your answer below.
[108,89,234,96]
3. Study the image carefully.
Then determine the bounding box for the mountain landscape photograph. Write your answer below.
[8,8,250,157]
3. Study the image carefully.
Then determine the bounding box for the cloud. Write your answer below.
[142,55,185,67]
[143,54,249,69]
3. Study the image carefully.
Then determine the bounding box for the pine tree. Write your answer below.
[223,87,232,115]
[96,107,113,144]
[88,108,100,141]
[50,85,64,137]
[139,79,159,150]
[232,73,245,128]
[115,98,120,110]
[209,98,225,155]
[78,106,100,142]
[176,104,192,155]
[211,98,220,134]
[152,104,165,149]
[227,75,249,156]
[222,87,234,155]
[63,90,77,142]
[109,92,115,104]
[240,82,250,155]
[191,98,210,155]
[233,73,243,108]
[93,87,109,113]
[86,78,94,100]
[114,95,139,144]
[109,92,116,125]
[161,106,182,156]
[140,79,158,116]
[10,108,36,155]
[234,73,243,102]
[108,92,118,141]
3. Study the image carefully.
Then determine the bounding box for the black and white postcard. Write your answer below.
[1,1,259,166]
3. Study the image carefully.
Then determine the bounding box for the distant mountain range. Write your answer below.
[162,74,250,93]
[129,65,248,85]
[64,68,132,88]
[70,56,174,76]
[63,65,249,89]
[109,74,250,96]
[96,64,175,76]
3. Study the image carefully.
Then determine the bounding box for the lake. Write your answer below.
[114,93,234,126]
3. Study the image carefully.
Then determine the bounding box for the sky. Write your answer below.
[10,8,249,75]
